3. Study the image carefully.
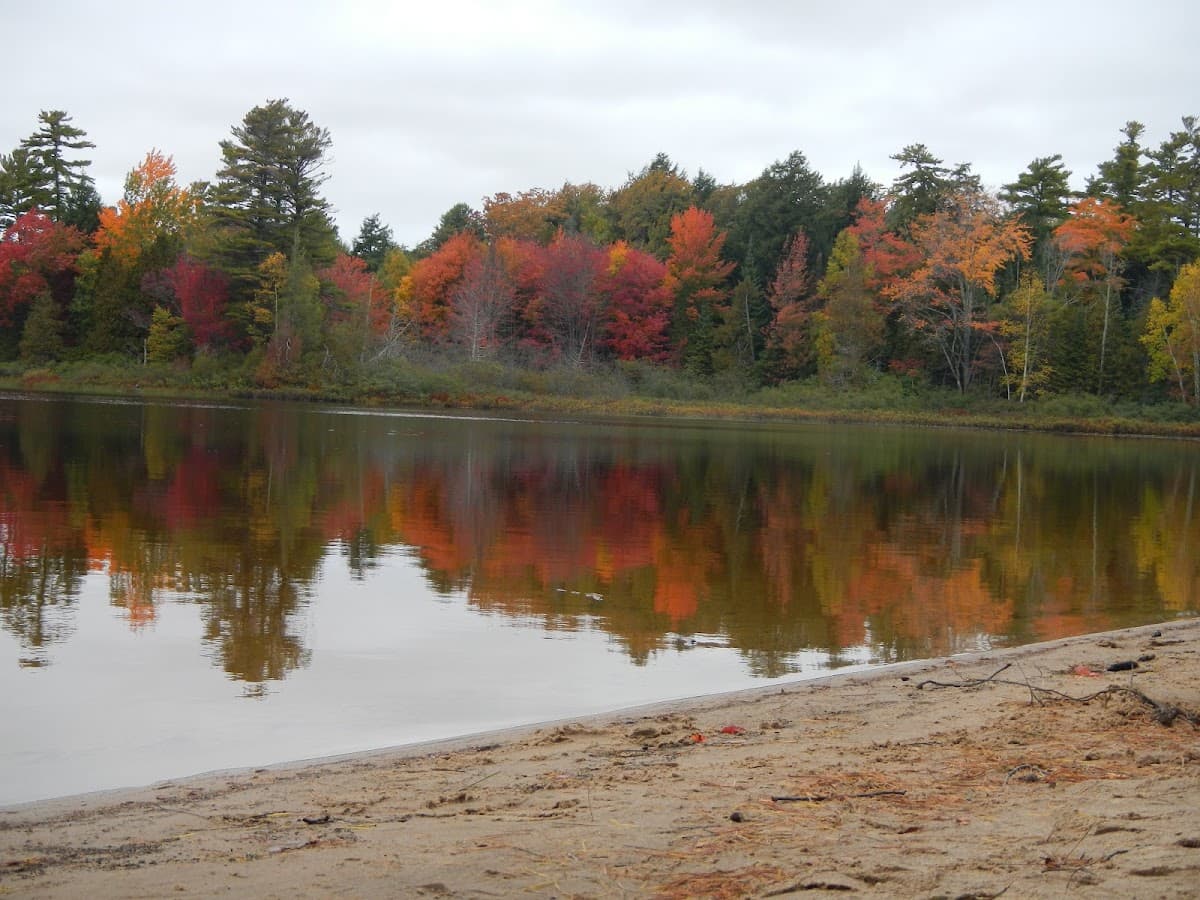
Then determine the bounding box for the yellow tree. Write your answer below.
[998,272,1055,402]
[885,191,1031,392]
[1141,260,1200,404]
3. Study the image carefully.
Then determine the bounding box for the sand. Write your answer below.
[2,619,1199,899]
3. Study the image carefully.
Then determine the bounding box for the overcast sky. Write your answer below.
[4,0,1197,247]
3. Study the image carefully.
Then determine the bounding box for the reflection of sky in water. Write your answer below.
[0,550,871,806]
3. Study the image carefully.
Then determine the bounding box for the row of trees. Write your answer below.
[2,102,1199,402]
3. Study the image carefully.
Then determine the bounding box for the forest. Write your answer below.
[1,101,1199,413]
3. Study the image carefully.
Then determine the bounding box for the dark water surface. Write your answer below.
[1,395,1195,803]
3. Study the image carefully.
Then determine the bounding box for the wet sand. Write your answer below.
[2,619,1198,898]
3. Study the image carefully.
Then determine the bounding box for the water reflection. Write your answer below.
[0,396,1196,684]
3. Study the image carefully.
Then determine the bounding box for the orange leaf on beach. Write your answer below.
[719,725,746,735]
[689,732,706,743]
[1070,664,1100,677]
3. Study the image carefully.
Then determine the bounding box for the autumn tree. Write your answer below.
[885,190,1031,392]
[450,243,514,360]
[763,231,814,378]
[815,229,885,384]
[531,232,606,367]
[95,150,197,267]
[407,231,479,340]
[482,189,566,243]
[601,241,672,362]
[1141,260,1200,404]
[1053,197,1135,393]
[608,154,696,258]
[997,272,1055,402]
[664,207,735,375]
[0,210,85,357]
[162,257,232,353]
[317,253,390,368]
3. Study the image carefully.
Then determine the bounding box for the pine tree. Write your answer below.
[18,110,96,224]
[209,99,338,294]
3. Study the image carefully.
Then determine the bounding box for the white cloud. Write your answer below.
[3,0,1197,246]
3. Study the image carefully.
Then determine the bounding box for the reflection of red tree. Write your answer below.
[164,447,223,529]
[0,465,75,557]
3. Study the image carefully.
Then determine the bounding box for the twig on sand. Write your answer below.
[770,789,907,803]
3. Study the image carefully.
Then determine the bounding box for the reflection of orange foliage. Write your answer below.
[840,544,1014,652]
[651,524,719,623]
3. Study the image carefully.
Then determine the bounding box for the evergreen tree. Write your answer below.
[19,292,65,363]
[414,202,484,257]
[888,144,979,233]
[209,99,339,293]
[351,213,396,272]
[18,110,96,224]
[727,150,827,289]
[0,148,51,231]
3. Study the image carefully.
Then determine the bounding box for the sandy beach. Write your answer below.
[2,618,1198,898]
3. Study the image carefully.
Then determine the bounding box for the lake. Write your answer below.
[0,394,1195,804]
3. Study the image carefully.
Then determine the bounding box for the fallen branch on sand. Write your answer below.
[914,665,1199,727]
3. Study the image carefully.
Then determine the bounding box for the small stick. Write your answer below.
[770,789,906,803]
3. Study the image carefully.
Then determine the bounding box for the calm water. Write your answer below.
[0,395,1196,804]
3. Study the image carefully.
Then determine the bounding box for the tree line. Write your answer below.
[1,101,1199,403]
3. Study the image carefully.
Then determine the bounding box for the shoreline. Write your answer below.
[4,618,1198,897]
[4,379,1200,443]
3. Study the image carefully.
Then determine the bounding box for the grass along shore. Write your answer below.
[3,355,1200,439]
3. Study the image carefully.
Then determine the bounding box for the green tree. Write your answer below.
[1001,154,1074,285]
[727,150,827,288]
[816,229,885,385]
[608,154,696,258]
[18,292,65,363]
[888,143,978,232]
[351,213,396,272]
[209,99,339,292]
[18,110,97,225]
[145,306,191,362]
[1135,117,1200,283]
[414,202,484,257]
[0,148,50,231]
[1087,121,1147,209]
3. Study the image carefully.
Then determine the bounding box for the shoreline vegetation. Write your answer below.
[3,619,1197,897]
[4,358,1200,440]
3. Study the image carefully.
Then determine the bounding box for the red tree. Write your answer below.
[601,241,672,362]
[0,210,85,327]
[161,256,232,351]
[531,232,606,366]
[408,232,480,341]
